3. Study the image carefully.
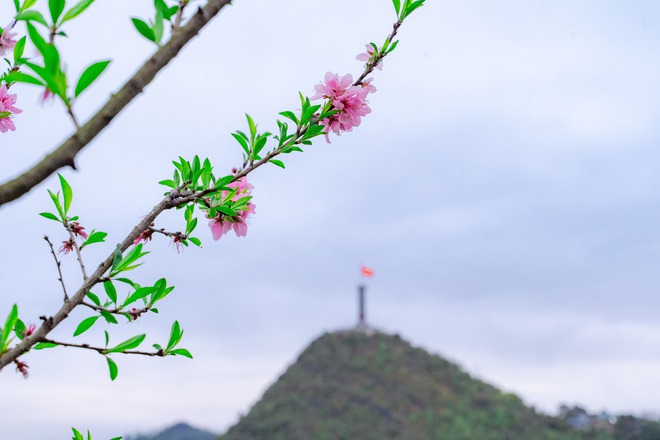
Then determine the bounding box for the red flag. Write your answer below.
[360,265,375,278]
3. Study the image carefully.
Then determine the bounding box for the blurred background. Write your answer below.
[1,0,660,438]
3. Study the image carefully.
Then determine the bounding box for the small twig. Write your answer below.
[41,338,165,357]
[174,0,189,28]
[44,236,69,302]
[66,106,80,130]
[81,301,150,317]
[64,223,88,280]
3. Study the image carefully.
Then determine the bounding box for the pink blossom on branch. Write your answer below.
[208,177,256,240]
[0,23,17,57]
[356,44,383,71]
[69,222,88,239]
[0,83,22,133]
[312,72,375,142]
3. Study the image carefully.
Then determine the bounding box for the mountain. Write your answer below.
[218,330,613,440]
[125,422,216,440]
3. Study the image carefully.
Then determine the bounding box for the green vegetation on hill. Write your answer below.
[125,422,216,440]
[218,331,613,440]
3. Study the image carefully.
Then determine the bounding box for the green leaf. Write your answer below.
[26,23,48,57]
[131,18,155,42]
[104,330,109,347]
[14,319,26,340]
[123,286,153,307]
[73,315,100,336]
[105,356,118,381]
[15,10,48,26]
[13,0,19,12]
[106,334,146,353]
[169,348,192,358]
[33,342,58,350]
[74,60,110,98]
[19,0,38,12]
[231,133,250,156]
[86,291,101,306]
[5,70,43,86]
[49,0,66,24]
[269,159,285,169]
[1,304,18,350]
[39,211,61,222]
[188,237,201,247]
[392,0,401,15]
[100,310,118,324]
[58,173,73,215]
[166,321,182,351]
[159,179,176,188]
[61,0,96,23]
[12,41,25,64]
[403,0,424,18]
[279,111,299,125]
[103,281,117,304]
[111,245,122,272]
[83,230,107,247]
[72,427,84,440]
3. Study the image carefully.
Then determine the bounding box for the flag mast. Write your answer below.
[356,265,374,331]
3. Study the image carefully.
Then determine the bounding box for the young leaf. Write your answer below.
[58,174,73,215]
[82,230,107,247]
[33,342,58,350]
[392,0,401,15]
[106,334,146,353]
[1,304,18,350]
[86,291,101,307]
[166,321,182,351]
[49,0,66,24]
[168,348,192,358]
[111,245,122,272]
[103,281,117,304]
[61,0,96,23]
[269,159,285,169]
[131,18,155,42]
[14,319,26,340]
[26,23,48,57]
[39,212,61,222]
[74,60,111,98]
[19,0,38,13]
[15,10,48,27]
[100,310,118,325]
[105,356,118,381]
[73,315,100,337]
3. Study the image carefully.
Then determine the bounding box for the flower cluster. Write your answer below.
[312,72,375,142]
[208,176,256,240]
[0,83,22,133]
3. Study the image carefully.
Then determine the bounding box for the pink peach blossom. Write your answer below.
[356,44,383,71]
[312,72,375,142]
[0,23,17,57]
[0,83,22,133]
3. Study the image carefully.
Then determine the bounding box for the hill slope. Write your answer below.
[219,330,611,440]
[126,422,216,440]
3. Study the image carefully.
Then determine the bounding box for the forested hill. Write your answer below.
[218,330,615,440]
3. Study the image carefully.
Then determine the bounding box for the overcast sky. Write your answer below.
[2,0,660,438]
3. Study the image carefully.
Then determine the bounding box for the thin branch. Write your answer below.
[44,235,69,302]
[65,223,88,281]
[81,301,150,318]
[0,0,234,207]
[41,338,165,357]
[353,21,403,87]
